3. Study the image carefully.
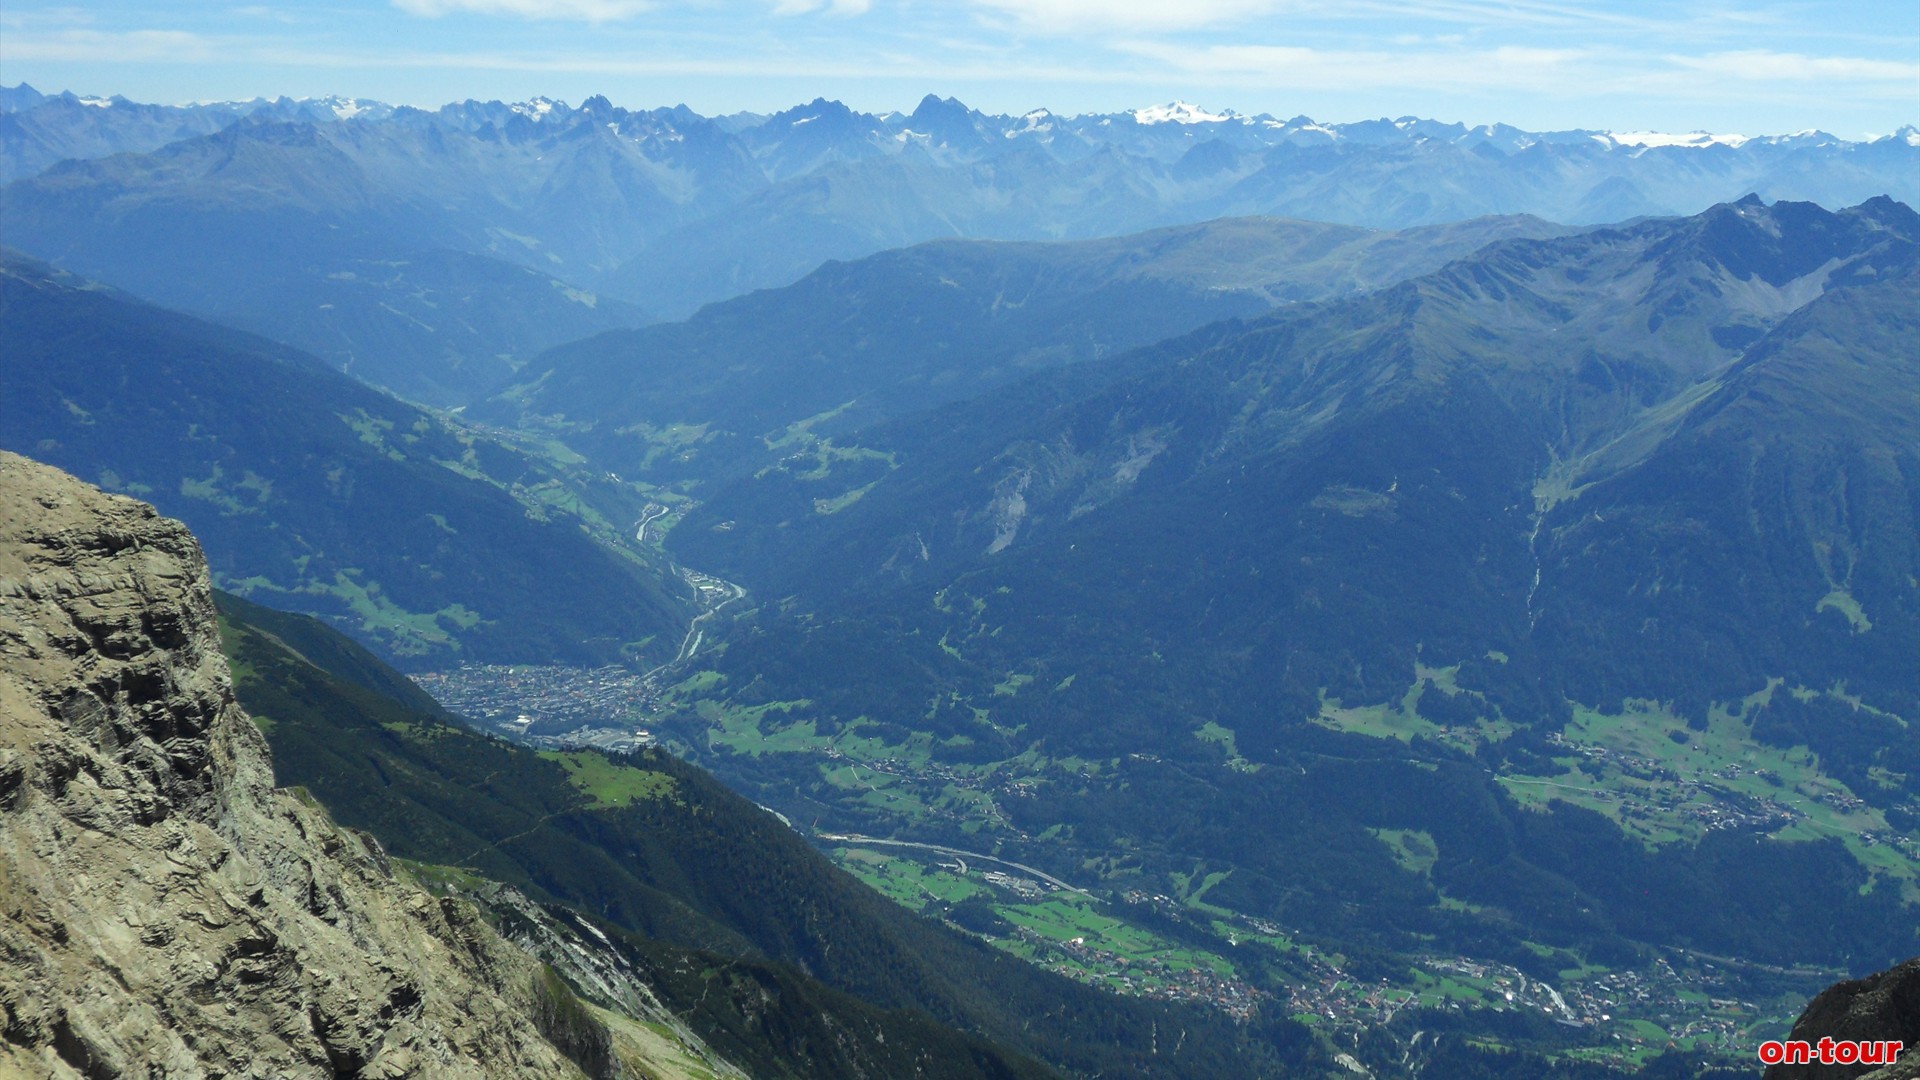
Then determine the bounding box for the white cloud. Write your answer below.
[390,0,653,20]
[1667,50,1919,85]
[1356,0,1664,31]
[958,0,1685,34]
[774,0,873,15]
[1108,37,1920,109]
[966,0,1285,32]
[1117,40,1594,94]
[0,29,216,63]
[231,5,306,22]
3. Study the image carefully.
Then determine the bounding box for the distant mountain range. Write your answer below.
[3,84,1914,404]
[479,213,1577,485]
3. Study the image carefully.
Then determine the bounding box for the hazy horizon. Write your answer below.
[2,0,1915,139]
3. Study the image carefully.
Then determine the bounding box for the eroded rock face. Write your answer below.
[1767,957,1920,1080]
[0,451,583,1079]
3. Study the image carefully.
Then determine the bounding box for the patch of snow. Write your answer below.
[1265,115,1339,139]
[792,114,817,126]
[1748,129,1841,148]
[1010,109,1055,136]
[1602,130,1751,149]
[77,96,113,108]
[1133,101,1236,125]
[510,97,561,120]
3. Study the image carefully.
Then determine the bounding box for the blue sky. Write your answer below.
[2,1,1915,135]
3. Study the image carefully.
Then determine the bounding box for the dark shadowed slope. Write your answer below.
[483,213,1573,486]
[651,197,1917,986]
[0,257,692,667]
[216,591,1325,1079]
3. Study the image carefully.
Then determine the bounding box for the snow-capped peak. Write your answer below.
[1271,115,1340,139]
[1599,130,1751,149]
[318,96,371,120]
[1009,109,1056,136]
[511,97,563,120]
[1132,101,1236,125]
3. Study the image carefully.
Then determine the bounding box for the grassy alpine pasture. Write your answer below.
[1497,694,1916,894]
[830,845,1247,1001]
[540,750,681,807]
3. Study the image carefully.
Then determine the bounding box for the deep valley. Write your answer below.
[3,76,1915,1079]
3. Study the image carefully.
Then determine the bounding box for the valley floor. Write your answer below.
[412,660,1859,1074]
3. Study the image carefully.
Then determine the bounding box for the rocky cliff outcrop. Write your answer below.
[1767,957,1920,1080]
[0,451,587,1078]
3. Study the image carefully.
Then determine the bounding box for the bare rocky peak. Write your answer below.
[0,450,585,1079]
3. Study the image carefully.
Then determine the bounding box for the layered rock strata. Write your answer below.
[0,451,585,1078]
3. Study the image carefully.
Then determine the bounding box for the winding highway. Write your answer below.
[813,832,1089,895]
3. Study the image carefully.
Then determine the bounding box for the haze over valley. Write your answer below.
[2,23,1916,1074]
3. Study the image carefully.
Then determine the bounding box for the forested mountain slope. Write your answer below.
[678,196,1918,721]
[641,197,1917,1008]
[483,213,1572,486]
[0,258,691,667]
[216,591,1326,1079]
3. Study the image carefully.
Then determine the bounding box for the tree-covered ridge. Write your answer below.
[0,256,692,667]
[619,197,1917,1053]
[479,213,1571,485]
[215,591,1327,1079]
[673,197,1918,723]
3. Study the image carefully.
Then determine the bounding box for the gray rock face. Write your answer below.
[1767,957,1920,1080]
[0,450,584,1079]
